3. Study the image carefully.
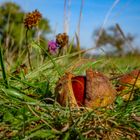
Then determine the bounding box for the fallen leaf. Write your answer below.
[116,69,140,100]
[119,69,140,87]
[56,73,78,108]
[84,69,116,108]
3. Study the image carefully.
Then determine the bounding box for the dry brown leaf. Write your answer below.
[84,69,116,108]
[116,69,140,100]
[119,69,140,86]
[56,73,79,108]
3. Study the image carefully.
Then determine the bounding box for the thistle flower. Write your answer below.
[48,40,59,54]
[56,33,69,48]
[24,9,42,29]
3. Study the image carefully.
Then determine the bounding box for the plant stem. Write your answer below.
[0,42,8,88]
[25,29,32,71]
[34,42,62,76]
[22,105,26,138]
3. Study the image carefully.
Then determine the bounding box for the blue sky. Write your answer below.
[0,0,140,49]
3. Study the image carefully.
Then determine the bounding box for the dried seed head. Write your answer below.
[56,33,69,48]
[24,9,42,29]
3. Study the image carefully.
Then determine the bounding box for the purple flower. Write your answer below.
[48,40,59,54]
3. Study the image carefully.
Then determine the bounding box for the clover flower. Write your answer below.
[24,9,42,29]
[48,40,59,54]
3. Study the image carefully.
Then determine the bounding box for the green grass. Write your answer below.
[94,54,140,73]
[0,44,140,140]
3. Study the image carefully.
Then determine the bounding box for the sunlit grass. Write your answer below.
[0,42,140,139]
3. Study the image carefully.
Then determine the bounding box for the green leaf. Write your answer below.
[23,129,56,140]
[3,112,14,123]
[115,96,124,106]
[2,88,38,103]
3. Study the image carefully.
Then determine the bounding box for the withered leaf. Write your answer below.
[56,73,79,108]
[117,69,140,100]
[118,69,140,87]
[84,69,116,108]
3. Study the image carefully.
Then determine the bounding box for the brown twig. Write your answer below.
[116,23,135,53]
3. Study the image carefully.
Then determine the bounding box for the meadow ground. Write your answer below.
[0,51,140,139]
